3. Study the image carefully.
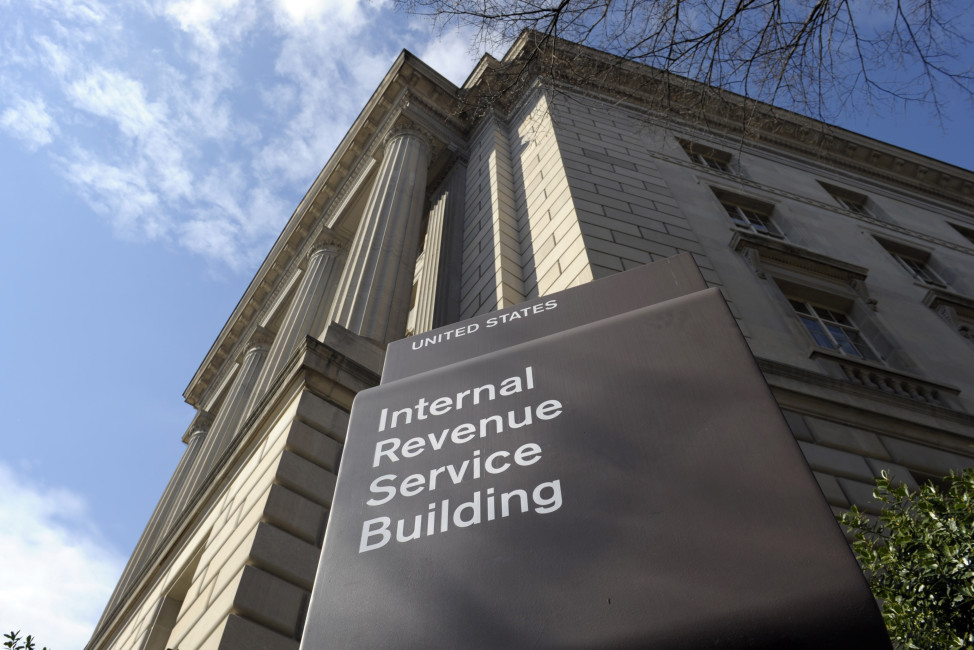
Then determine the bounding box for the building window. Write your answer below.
[788,299,880,362]
[924,290,974,345]
[949,222,974,246]
[820,182,871,216]
[720,198,783,238]
[680,140,731,172]
[891,252,948,287]
[876,237,949,288]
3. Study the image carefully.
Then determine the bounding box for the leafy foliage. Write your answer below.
[3,631,48,650]
[841,469,974,649]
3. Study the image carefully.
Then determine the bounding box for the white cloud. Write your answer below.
[33,0,109,25]
[0,462,125,650]
[0,95,58,150]
[33,35,73,77]
[68,67,164,139]
[416,27,484,86]
[162,0,259,54]
[178,217,244,266]
[0,0,479,274]
[59,149,167,240]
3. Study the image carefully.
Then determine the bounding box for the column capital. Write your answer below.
[308,230,344,259]
[184,411,214,442]
[385,115,434,158]
[239,326,273,361]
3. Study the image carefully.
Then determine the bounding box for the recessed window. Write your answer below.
[820,182,871,216]
[876,237,949,288]
[718,195,783,239]
[788,299,880,362]
[924,291,974,346]
[949,222,974,246]
[890,252,947,288]
[680,140,731,172]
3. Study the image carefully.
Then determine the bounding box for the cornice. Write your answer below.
[464,32,974,212]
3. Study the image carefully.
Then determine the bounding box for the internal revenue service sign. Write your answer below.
[300,260,890,649]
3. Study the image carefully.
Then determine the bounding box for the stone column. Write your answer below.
[195,328,272,482]
[413,163,466,332]
[245,234,344,415]
[161,415,213,534]
[333,125,432,343]
[105,411,212,615]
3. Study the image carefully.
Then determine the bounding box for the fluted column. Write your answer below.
[333,125,432,343]
[160,414,213,534]
[102,410,213,616]
[245,234,343,416]
[414,163,466,332]
[194,328,272,482]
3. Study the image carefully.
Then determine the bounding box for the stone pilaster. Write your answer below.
[332,124,432,343]
[245,234,344,415]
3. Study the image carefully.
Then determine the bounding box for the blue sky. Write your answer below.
[0,1,971,647]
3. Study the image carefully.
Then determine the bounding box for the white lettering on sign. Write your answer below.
[359,481,563,553]
[409,299,558,351]
[359,365,566,553]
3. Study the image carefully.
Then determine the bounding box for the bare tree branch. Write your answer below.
[399,0,974,122]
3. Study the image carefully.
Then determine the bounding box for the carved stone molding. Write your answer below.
[190,411,214,434]
[183,411,214,443]
[240,326,273,360]
[730,230,871,290]
[308,229,345,258]
[809,350,962,411]
[385,115,435,160]
[924,288,974,340]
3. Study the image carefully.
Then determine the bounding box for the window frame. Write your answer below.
[679,139,732,173]
[890,252,948,288]
[788,298,881,362]
[820,182,872,217]
[949,222,974,246]
[719,196,784,239]
[874,236,950,289]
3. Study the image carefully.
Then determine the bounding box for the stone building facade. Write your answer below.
[87,33,974,650]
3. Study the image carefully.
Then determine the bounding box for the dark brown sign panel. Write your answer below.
[380,253,707,383]
[301,288,890,649]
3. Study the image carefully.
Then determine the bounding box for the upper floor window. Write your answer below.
[949,222,974,246]
[680,140,732,172]
[717,192,783,239]
[891,252,948,288]
[876,237,949,289]
[820,182,871,216]
[788,299,880,362]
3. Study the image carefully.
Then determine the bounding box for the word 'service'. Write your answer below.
[359,365,565,553]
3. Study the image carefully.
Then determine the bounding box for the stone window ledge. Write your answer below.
[810,349,961,409]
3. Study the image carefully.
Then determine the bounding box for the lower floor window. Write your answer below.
[789,299,880,362]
